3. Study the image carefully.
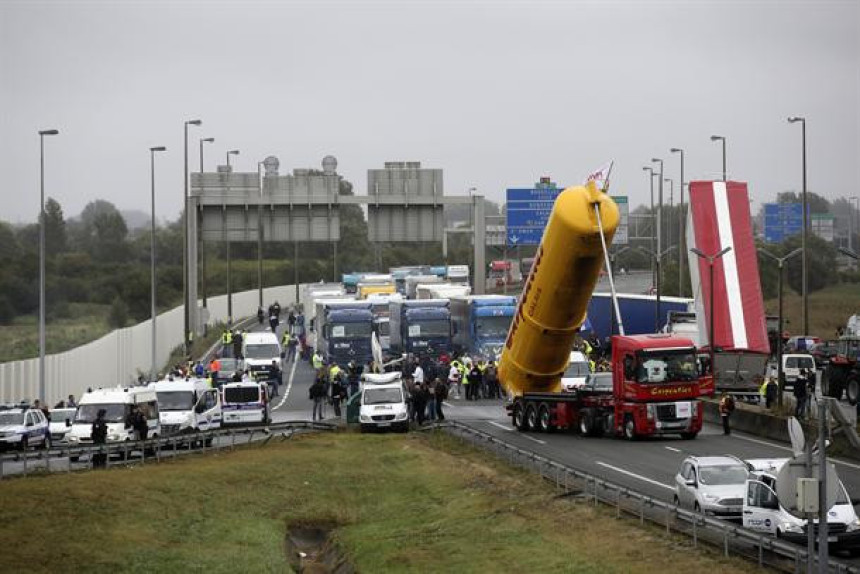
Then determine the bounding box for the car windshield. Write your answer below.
[224,386,260,404]
[699,464,748,485]
[635,349,697,383]
[75,404,127,424]
[50,409,76,422]
[586,373,613,391]
[564,362,590,378]
[476,316,512,339]
[410,320,449,337]
[0,412,24,426]
[786,357,814,369]
[244,344,280,359]
[331,322,372,338]
[364,388,403,405]
[156,392,195,411]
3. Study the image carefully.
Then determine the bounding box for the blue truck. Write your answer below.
[389,299,452,357]
[585,293,693,341]
[314,300,374,366]
[450,295,517,359]
[341,272,375,295]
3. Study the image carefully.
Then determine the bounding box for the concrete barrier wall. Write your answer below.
[0,285,301,405]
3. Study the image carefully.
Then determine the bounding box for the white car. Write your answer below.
[48,407,77,443]
[0,407,50,451]
[674,455,748,518]
[359,372,409,433]
[743,458,860,551]
[561,351,591,392]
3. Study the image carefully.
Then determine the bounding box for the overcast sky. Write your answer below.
[1,0,858,223]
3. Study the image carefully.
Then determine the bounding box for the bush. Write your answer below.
[107,297,129,329]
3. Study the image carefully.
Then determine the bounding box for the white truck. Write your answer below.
[359,372,409,433]
[67,387,160,450]
[416,283,472,300]
[150,378,222,440]
[446,265,470,285]
[405,275,442,299]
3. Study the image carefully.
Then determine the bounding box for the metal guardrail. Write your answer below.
[0,420,337,479]
[434,420,859,574]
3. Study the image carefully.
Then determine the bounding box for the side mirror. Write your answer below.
[65,418,72,427]
[685,478,696,487]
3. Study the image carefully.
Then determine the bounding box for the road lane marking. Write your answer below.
[596,461,674,491]
[443,402,457,408]
[488,421,513,432]
[521,434,547,445]
[665,446,681,453]
[731,433,860,472]
[272,359,298,411]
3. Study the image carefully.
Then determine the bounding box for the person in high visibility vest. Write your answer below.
[221,329,231,345]
[312,351,324,371]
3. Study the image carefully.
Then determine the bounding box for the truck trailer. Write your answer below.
[390,299,452,357]
[498,183,705,440]
[450,295,517,359]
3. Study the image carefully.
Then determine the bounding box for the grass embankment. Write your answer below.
[0,432,756,573]
[764,282,860,340]
[0,303,111,363]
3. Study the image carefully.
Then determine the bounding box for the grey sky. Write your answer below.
[1,0,858,223]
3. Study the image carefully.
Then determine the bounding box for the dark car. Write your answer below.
[810,340,839,367]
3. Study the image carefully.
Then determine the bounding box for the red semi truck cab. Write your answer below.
[610,334,704,440]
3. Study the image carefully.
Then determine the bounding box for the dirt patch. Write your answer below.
[285,523,354,574]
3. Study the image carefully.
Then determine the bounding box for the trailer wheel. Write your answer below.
[623,416,637,441]
[513,402,529,432]
[525,404,539,432]
[846,376,860,406]
[579,409,594,436]
[538,404,554,433]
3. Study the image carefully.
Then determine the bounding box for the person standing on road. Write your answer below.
[448,362,461,399]
[67,394,77,408]
[434,378,447,420]
[425,379,437,422]
[466,362,483,401]
[285,333,299,363]
[794,369,809,418]
[310,376,326,421]
[231,331,243,359]
[412,381,428,426]
[719,392,735,435]
[269,313,279,333]
[312,350,324,371]
[763,376,778,410]
[413,360,425,387]
[269,360,282,398]
[91,408,108,469]
[330,375,345,418]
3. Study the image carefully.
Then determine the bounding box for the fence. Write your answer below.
[0,284,302,405]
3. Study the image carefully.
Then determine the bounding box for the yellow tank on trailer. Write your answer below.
[498,182,618,396]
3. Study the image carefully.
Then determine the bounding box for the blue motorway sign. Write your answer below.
[763,203,806,243]
[505,187,562,246]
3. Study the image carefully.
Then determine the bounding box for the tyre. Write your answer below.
[19,436,28,451]
[39,436,51,450]
[848,377,860,406]
[694,502,702,514]
[579,409,594,436]
[623,416,637,441]
[69,456,80,462]
[513,402,529,432]
[538,403,554,433]
[680,432,698,440]
[673,494,680,507]
[525,404,539,432]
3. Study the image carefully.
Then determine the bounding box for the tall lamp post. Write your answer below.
[691,246,732,384]
[710,135,726,181]
[149,146,167,379]
[608,246,631,336]
[642,166,656,287]
[788,116,808,336]
[468,186,476,287]
[257,160,264,310]
[758,247,802,407]
[224,149,240,325]
[38,128,59,403]
[198,137,214,329]
[226,149,239,167]
[183,119,202,356]
[664,177,674,251]
[636,245,676,332]
[670,147,686,297]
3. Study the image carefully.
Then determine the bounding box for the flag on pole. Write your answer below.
[584,161,614,192]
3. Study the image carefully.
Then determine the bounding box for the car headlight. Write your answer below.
[69,436,79,443]
[847,519,860,532]
[395,412,408,421]
[360,415,371,422]
[781,522,804,534]
[703,494,720,503]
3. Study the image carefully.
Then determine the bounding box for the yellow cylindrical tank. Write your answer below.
[498,182,619,396]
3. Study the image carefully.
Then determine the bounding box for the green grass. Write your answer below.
[0,303,111,363]
[0,431,757,574]
[764,282,860,340]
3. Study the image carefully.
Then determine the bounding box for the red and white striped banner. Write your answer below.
[686,181,769,354]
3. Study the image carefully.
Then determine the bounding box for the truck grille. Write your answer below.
[161,424,181,436]
[656,404,683,421]
[371,415,396,422]
[719,498,743,506]
[805,523,847,535]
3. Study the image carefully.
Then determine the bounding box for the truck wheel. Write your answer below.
[525,404,539,432]
[538,404,554,433]
[579,410,593,436]
[848,377,860,406]
[680,432,698,440]
[623,416,637,441]
[513,403,529,432]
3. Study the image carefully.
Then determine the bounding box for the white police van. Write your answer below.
[67,387,160,448]
[359,372,409,433]
[150,378,222,439]
[220,380,269,426]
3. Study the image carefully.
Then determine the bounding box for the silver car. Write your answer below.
[674,455,748,518]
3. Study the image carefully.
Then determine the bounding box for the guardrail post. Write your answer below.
[231,431,235,450]
[46,449,51,473]
[692,515,697,548]
[124,441,129,463]
[615,489,621,519]
[156,439,161,462]
[640,497,645,525]
[757,536,763,566]
[0,453,4,480]
[23,451,28,476]
[666,505,671,534]
[723,530,729,557]
[140,441,145,465]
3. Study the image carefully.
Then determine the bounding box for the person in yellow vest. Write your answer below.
[312,350,324,371]
[221,329,231,346]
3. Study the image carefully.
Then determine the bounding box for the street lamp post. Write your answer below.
[651,158,664,304]
[38,128,59,403]
[642,167,656,287]
[608,246,631,336]
[664,177,674,252]
[710,135,726,181]
[183,119,202,356]
[226,149,239,167]
[788,116,808,336]
[224,149,240,324]
[198,137,214,328]
[257,161,264,310]
[468,187,476,287]
[691,246,732,385]
[636,245,676,332]
[149,146,167,379]
[758,247,802,407]
[670,148,686,297]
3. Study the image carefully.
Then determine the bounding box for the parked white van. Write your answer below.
[221,381,269,426]
[150,378,222,439]
[67,387,160,447]
[359,372,409,433]
[743,458,860,551]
